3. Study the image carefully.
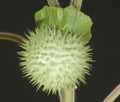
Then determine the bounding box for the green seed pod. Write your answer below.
[18,5,93,94]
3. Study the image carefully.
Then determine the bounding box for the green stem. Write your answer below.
[0,32,26,44]
[47,0,60,7]
[70,0,83,10]
[59,88,75,102]
[103,83,120,102]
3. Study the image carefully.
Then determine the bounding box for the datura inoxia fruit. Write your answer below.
[18,5,93,94]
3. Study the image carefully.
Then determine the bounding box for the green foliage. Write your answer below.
[35,5,93,44]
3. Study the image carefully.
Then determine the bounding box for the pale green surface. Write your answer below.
[18,26,92,94]
[59,88,75,102]
[35,5,92,44]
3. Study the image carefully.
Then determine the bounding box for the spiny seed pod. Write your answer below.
[18,5,93,94]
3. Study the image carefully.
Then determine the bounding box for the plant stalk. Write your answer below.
[59,88,75,102]
[0,32,26,44]
[47,0,60,7]
[103,83,120,102]
[70,0,83,10]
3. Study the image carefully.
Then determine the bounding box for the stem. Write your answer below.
[47,0,60,7]
[0,32,26,44]
[103,83,120,102]
[59,88,75,102]
[70,0,83,10]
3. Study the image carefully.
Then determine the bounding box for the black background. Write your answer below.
[0,0,120,102]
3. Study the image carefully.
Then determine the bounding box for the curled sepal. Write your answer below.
[35,5,93,44]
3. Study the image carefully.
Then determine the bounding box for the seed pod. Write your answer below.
[18,5,93,94]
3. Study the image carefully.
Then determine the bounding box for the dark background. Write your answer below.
[0,0,120,102]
